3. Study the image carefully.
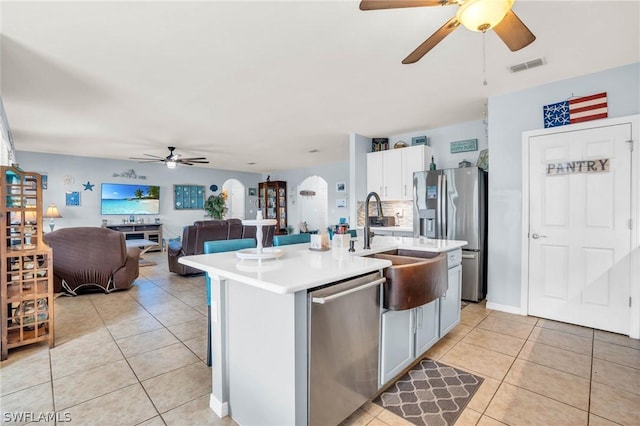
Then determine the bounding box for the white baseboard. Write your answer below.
[209,394,229,418]
[486,300,523,315]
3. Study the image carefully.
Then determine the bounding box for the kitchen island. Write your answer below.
[179,236,466,426]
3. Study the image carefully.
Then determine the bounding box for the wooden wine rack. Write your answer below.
[1,166,54,360]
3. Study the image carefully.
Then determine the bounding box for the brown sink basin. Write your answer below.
[376,249,439,259]
[372,252,447,311]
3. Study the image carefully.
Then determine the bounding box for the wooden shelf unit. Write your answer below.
[258,181,287,235]
[105,223,163,252]
[1,166,54,360]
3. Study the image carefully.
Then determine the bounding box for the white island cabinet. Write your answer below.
[441,249,463,336]
[380,299,439,385]
[179,235,466,426]
[379,246,463,386]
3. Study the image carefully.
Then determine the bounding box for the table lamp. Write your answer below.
[43,203,62,231]
[24,210,37,245]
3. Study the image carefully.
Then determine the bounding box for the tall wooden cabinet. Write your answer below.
[258,180,287,235]
[1,165,54,360]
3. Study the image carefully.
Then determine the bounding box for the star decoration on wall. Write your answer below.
[83,181,95,191]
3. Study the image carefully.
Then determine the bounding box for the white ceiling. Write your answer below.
[2,1,639,173]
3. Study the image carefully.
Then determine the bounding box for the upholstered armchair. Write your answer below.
[43,227,140,295]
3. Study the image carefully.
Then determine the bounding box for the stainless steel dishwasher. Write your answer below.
[308,272,384,426]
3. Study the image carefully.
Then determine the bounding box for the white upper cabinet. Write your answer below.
[383,148,403,200]
[367,145,431,201]
[403,146,428,199]
[366,150,384,198]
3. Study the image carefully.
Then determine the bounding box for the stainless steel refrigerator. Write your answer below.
[413,167,488,302]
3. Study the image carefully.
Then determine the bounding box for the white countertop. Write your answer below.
[179,236,467,295]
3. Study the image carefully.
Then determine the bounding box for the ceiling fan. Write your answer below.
[129,146,210,169]
[360,0,536,64]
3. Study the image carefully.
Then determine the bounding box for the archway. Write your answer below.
[222,179,246,219]
[296,176,328,233]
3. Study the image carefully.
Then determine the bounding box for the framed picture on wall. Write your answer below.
[65,191,80,206]
[248,187,257,196]
[336,182,346,193]
[174,185,205,210]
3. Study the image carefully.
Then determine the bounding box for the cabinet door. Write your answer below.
[380,309,414,386]
[440,265,462,337]
[402,145,430,200]
[414,300,440,356]
[382,149,403,200]
[366,151,384,196]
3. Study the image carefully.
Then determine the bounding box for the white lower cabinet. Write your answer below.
[440,264,462,336]
[440,249,462,337]
[415,301,440,355]
[379,300,439,386]
[380,308,414,385]
[379,248,463,388]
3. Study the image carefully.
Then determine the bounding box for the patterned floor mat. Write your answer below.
[374,359,483,426]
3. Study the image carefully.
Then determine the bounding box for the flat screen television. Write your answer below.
[101,183,160,215]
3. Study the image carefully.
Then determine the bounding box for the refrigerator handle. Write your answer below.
[436,174,444,238]
[442,174,447,239]
[438,174,447,239]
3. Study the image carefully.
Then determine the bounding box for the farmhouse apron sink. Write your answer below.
[371,252,448,311]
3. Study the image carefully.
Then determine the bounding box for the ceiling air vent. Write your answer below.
[509,57,546,73]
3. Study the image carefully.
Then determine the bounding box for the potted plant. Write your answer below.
[205,191,228,219]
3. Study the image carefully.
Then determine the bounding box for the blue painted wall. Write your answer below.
[487,62,640,310]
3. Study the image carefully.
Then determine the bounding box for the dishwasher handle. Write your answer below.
[311,278,385,304]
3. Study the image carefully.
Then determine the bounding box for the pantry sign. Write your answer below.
[546,159,609,176]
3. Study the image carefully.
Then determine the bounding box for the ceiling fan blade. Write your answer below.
[402,16,460,64]
[185,160,210,164]
[360,0,453,11]
[129,157,163,161]
[142,153,164,159]
[180,157,208,161]
[493,9,536,51]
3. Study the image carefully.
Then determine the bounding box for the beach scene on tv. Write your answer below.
[101,183,160,215]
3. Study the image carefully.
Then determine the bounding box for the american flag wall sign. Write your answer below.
[543,92,608,128]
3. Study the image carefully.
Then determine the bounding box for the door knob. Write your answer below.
[531,233,547,239]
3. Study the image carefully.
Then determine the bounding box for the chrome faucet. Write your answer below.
[363,191,382,250]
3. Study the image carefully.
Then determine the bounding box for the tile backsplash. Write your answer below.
[356,200,413,227]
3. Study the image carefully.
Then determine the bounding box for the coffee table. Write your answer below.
[125,239,160,266]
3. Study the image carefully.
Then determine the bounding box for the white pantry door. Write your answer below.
[528,123,632,334]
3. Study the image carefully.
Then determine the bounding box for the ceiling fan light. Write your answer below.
[166,160,177,169]
[457,0,514,32]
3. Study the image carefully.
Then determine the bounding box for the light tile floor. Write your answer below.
[1,252,229,426]
[1,251,639,425]
[344,303,640,426]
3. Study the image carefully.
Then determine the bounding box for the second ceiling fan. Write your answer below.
[129,146,210,169]
[360,0,536,64]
